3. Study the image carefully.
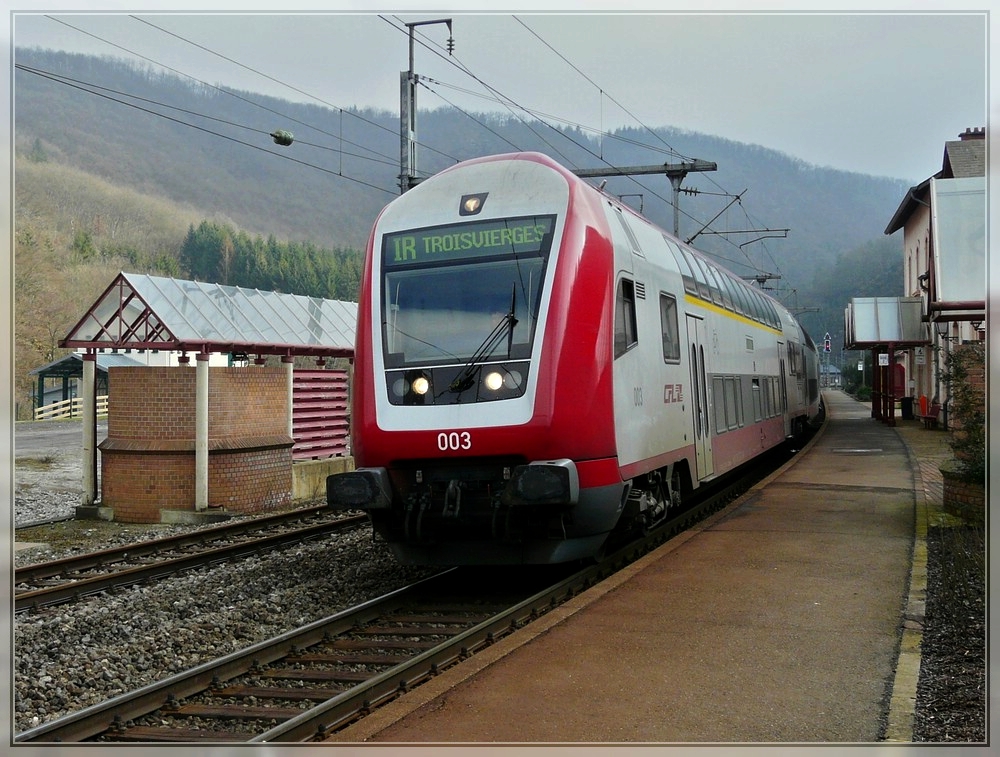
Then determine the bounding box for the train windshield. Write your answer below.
[381,216,555,367]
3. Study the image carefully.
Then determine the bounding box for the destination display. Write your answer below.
[384,215,555,267]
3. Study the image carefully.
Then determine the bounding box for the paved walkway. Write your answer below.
[331,390,956,745]
[881,411,955,743]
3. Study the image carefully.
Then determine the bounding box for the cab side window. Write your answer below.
[659,293,680,362]
[614,278,638,358]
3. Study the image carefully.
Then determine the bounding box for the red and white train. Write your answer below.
[327,152,822,564]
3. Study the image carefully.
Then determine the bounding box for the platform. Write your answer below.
[330,390,937,745]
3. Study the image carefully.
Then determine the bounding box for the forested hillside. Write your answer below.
[13,47,909,416]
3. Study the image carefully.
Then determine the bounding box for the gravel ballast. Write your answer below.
[14,489,432,734]
[13,454,986,741]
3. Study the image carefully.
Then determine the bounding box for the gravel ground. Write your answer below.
[13,489,434,734]
[12,456,987,742]
[911,524,986,742]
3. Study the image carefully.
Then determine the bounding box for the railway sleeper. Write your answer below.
[169,703,307,720]
[109,725,250,742]
[214,685,339,701]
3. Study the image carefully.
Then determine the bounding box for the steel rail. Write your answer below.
[15,511,367,612]
[17,504,331,582]
[14,569,457,743]
[16,441,799,743]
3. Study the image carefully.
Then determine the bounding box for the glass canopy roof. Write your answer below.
[61,273,357,358]
[844,296,929,349]
[931,176,986,308]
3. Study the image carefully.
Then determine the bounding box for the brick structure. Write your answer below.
[99,366,293,522]
[942,467,985,526]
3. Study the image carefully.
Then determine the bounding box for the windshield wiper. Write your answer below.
[448,285,518,394]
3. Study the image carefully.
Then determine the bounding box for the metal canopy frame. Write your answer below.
[844,297,930,427]
[60,272,357,359]
[844,296,929,350]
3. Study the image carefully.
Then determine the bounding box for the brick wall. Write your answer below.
[100,366,293,522]
[942,467,985,526]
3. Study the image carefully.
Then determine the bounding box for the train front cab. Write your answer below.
[327,153,627,565]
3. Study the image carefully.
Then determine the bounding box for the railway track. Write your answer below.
[16,446,780,745]
[14,505,367,613]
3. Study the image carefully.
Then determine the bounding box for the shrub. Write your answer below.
[943,342,985,483]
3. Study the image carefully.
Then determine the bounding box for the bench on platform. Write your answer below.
[918,403,942,429]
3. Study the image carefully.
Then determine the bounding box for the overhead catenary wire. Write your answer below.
[15,63,398,197]
[382,14,684,213]
[126,15,449,165]
[397,14,783,284]
[32,13,790,290]
[15,63,399,171]
[505,15,789,286]
[391,14,783,289]
[415,16,769,273]
[39,14,449,188]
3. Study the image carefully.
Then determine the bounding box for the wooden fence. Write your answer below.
[34,395,109,421]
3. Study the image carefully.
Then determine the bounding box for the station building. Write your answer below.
[847,127,985,426]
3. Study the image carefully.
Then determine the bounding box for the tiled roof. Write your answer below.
[942,133,985,178]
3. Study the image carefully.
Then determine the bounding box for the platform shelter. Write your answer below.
[28,351,144,417]
[844,296,929,426]
[60,272,356,523]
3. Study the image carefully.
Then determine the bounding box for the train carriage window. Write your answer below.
[614,278,638,358]
[731,280,752,317]
[716,270,739,312]
[683,250,712,300]
[713,376,727,434]
[724,377,740,430]
[734,377,744,427]
[706,264,731,311]
[765,298,781,329]
[659,293,681,362]
[749,288,767,324]
[695,258,725,307]
[788,341,802,377]
[741,285,758,319]
[709,375,744,432]
[668,239,699,296]
[752,378,763,421]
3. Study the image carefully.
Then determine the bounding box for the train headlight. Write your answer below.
[392,378,409,397]
[484,371,504,391]
[504,369,523,390]
[411,375,430,395]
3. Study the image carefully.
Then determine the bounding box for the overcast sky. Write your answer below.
[6,2,990,183]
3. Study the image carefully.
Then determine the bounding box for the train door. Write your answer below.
[686,314,714,479]
[778,342,791,437]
